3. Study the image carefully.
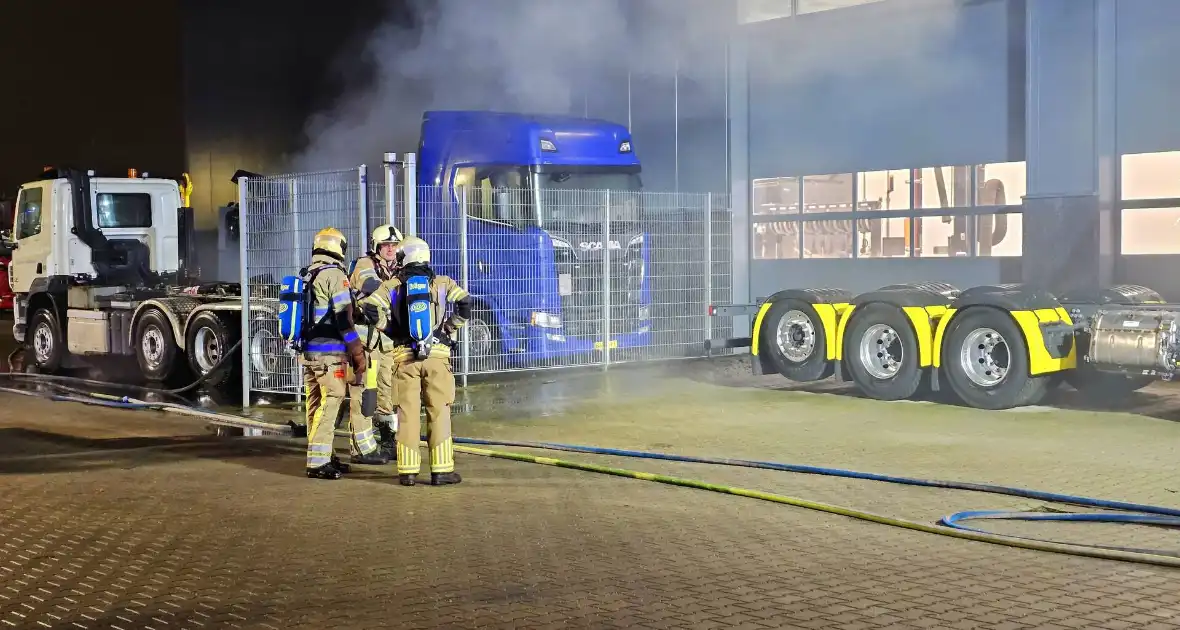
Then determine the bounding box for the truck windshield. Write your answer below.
[537,169,643,226]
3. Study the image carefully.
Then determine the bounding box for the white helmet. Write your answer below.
[370,224,403,253]
[397,236,430,266]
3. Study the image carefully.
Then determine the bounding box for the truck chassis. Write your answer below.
[14,284,278,392]
[707,282,1172,410]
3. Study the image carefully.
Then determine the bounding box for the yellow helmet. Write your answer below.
[312,227,347,260]
[370,223,403,252]
[397,236,430,266]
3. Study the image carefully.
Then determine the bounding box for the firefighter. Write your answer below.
[348,224,403,457]
[302,227,388,480]
[367,236,472,486]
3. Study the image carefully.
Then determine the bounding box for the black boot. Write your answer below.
[306,464,343,480]
[352,450,390,466]
[398,473,417,486]
[431,472,462,486]
[330,454,352,474]
[375,420,397,461]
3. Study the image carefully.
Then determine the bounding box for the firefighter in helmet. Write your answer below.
[346,224,404,457]
[365,236,471,486]
[302,227,388,480]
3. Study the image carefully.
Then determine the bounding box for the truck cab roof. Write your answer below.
[419,110,639,183]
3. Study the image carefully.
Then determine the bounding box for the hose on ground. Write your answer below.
[453,444,1180,568]
[4,382,1180,568]
[0,338,244,398]
[453,437,1180,517]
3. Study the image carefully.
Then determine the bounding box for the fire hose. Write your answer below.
[1,378,1178,569]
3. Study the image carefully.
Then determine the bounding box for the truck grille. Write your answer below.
[557,259,643,340]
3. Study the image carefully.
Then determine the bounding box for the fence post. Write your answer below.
[602,189,611,371]
[404,153,417,237]
[358,165,369,244]
[383,152,398,226]
[704,193,713,353]
[459,186,470,388]
[238,177,252,409]
[290,179,302,409]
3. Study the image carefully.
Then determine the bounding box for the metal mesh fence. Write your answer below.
[239,169,366,394]
[240,168,734,396]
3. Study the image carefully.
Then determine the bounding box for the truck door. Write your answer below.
[8,182,52,293]
[459,167,531,302]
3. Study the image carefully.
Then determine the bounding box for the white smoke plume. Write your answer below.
[289,0,975,174]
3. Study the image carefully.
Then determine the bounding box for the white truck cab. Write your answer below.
[6,167,257,391]
[9,172,181,292]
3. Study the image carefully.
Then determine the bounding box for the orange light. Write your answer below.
[128,168,137,179]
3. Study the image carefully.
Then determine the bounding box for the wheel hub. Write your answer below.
[251,327,280,379]
[775,310,816,362]
[142,326,166,369]
[33,322,53,364]
[193,327,221,372]
[859,323,903,379]
[960,327,1010,387]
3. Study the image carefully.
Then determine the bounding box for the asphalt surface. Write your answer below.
[1,332,1180,628]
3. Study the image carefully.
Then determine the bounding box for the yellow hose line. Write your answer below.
[26,389,1180,568]
[454,445,1180,569]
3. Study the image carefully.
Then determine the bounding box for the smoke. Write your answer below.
[290,0,976,174]
[291,0,641,172]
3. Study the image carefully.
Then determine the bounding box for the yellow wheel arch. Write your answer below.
[932,305,1076,375]
[835,302,948,368]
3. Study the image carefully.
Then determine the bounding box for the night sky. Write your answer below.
[0,0,399,203]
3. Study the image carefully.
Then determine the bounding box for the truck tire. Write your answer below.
[941,307,1049,410]
[185,312,241,391]
[135,309,180,382]
[1064,369,1154,403]
[247,316,284,389]
[464,304,500,372]
[759,298,833,382]
[843,303,924,401]
[28,309,64,372]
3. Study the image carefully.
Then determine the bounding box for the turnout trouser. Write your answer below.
[343,355,380,457]
[394,356,456,475]
[302,354,349,469]
[374,346,398,428]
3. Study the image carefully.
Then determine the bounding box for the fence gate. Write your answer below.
[237,159,734,407]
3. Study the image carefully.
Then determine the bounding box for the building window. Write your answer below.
[1121,151,1180,255]
[738,0,794,23]
[797,0,886,15]
[751,161,1026,260]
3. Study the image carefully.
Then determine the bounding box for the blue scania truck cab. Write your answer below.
[416,110,652,366]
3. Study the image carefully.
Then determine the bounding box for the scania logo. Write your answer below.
[578,240,622,251]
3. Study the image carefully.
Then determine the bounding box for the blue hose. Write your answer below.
[453,437,1180,517]
[454,437,1180,555]
[15,383,1180,560]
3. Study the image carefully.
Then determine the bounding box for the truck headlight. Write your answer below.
[530,311,563,329]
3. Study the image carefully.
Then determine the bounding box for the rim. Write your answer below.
[33,321,54,364]
[464,317,493,358]
[142,326,166,370]
[250,324,281,380]
[959,327,1010,387]
[858,323,903,380]
[775,310,816,363]
[193,327,221,373]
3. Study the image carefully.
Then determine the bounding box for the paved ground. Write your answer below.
[1,348,1180,628]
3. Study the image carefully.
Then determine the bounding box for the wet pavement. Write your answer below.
[2,328,1180,628]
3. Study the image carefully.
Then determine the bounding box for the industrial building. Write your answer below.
[175,0,1180,303]
[726,0,1180,306]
